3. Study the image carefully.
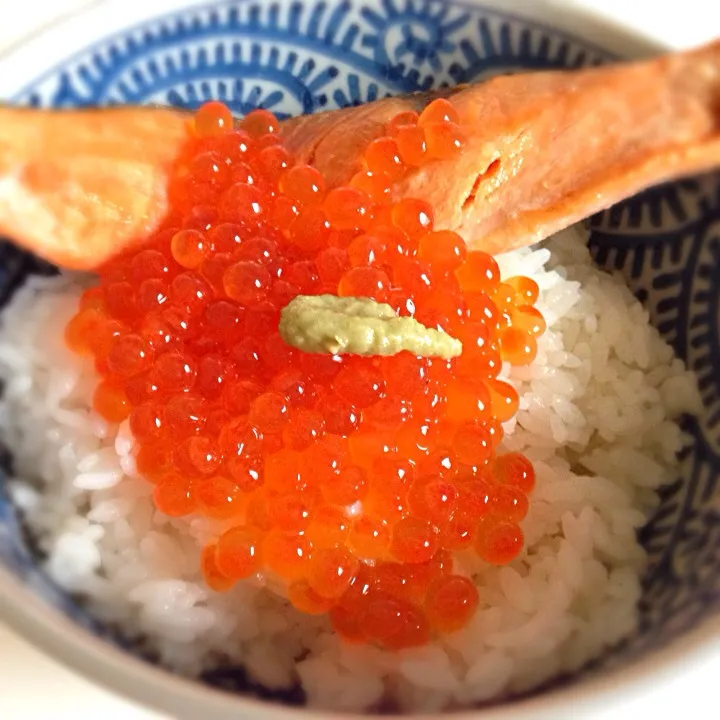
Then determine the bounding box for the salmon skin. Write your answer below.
[0,41,718,270]
[282,40,720,255]
[0,106,188,270]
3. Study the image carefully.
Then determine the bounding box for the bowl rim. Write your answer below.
[0,0,666,98]
[3,563,720,720]
[0,0,718,717]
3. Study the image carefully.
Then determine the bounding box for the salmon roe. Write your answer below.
[66,99,545,650]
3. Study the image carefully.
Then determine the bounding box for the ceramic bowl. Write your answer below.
[0,1,719,718]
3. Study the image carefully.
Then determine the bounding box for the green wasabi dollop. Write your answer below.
[279,294,462,359]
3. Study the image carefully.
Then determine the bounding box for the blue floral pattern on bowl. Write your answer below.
[1,0,719,702]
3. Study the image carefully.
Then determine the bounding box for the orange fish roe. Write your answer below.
[65,99,545,650]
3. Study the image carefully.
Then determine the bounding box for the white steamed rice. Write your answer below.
[0,226,701,712]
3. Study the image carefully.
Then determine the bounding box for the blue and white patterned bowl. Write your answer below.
[0,1,719,717]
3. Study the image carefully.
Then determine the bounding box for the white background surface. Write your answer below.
[0,1,718,718]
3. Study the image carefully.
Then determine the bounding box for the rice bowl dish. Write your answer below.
[0,224,700,711]
[0,1,716,713]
